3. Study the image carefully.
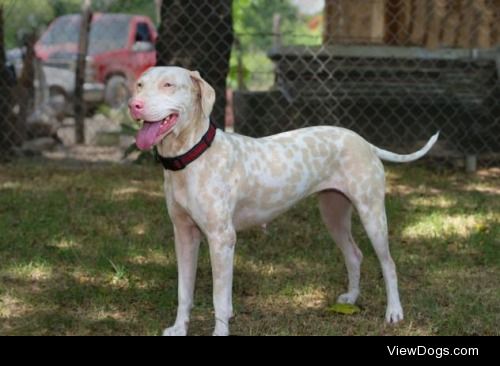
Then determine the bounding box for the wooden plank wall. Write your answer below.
[324,0,500,49]
[495,0,500,46]
[323,0,386,44]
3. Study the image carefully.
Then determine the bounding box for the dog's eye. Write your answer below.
[137,82,143,89]
[164,82,174,88]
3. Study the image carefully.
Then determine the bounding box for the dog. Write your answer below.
[128,66,439,336]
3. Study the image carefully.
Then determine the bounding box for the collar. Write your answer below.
[155,122,217,171]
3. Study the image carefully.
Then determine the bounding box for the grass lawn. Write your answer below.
[0,160,499,336]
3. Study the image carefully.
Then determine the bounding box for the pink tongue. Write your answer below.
[136,121,163,151]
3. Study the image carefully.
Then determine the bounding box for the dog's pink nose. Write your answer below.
[128,99,145,119]
[129,99,144,112]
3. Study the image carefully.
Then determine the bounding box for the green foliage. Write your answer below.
[233,0,321,48]
[0,0,155,48]
[230,0,322,90]
[92,0,156,22]
[234,0,299,50]
[48,0,82,17]
[0,0,65,47]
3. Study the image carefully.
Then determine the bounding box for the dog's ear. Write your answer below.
[190,70,215,119]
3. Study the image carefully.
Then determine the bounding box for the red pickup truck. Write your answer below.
[35,13,157,108]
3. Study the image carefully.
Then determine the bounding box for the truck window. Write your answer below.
[136,22,153,43]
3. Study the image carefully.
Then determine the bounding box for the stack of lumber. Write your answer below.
[324,0,386,44]
[324,0,500,49]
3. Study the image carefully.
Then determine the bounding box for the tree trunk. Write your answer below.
[156,0,233,130]
[16,32,37,143]
[0,6,16,155]
[74,1,93,144]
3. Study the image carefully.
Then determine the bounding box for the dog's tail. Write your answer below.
[372,131,440,163]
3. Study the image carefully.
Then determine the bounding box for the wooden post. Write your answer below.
[0,6,4,69]
[397,1,413,45]
[474,0,493,49]
[0,5,16,154]
[324,0,385,45]
[17,32,37,143]
[409,0,430,46]
[385,0,403,45]
[74,0,92,144]
[155,0,162,24]
[465,154,477,173]
[323,0,342,45]
[493,0,500,47]
[456,0,475,48]
[272,13,282,48]
[235,38,246,91]
[440,0,461,47]
[369,0,386,44]
[425,0,447,49]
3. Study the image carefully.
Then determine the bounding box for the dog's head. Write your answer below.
[128,67,215,151]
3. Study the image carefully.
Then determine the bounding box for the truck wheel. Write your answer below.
[105,76,130,109]
[49,87,71,117]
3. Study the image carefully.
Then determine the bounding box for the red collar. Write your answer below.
[155,122,217,171]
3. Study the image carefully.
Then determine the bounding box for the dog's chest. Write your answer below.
[163,172,191,212]
[164,166,227,221]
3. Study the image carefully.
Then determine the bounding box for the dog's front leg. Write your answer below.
[163,222,201,336]
[208,227,236,336]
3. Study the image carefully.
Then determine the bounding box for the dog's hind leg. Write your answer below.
[319,190,363,305]
[355,190,403,324]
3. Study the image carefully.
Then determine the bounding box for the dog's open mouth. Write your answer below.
[136,114,179,151]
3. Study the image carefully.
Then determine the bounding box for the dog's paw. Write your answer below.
[212,329,230,337]
[212,321,230,336]
[337,291,359,305]
[163,325,188,336]
[385,305,404,324]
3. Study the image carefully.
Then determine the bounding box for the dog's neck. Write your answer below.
[157,112,210,159]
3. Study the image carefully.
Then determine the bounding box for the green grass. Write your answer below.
[0,160,499,336]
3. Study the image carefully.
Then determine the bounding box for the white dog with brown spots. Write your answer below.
[128,66,439,336]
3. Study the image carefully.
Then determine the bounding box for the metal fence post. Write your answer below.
[74,0,92,144]
[0,5,15,155]
[465,154,478,174]
[16,32,37,144]
[273,13,282,48]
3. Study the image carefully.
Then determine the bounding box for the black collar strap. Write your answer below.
[155,122,217,171]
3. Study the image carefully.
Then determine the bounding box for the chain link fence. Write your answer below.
[0,0,499,167]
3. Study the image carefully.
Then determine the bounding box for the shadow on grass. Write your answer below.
[0,161,499,335]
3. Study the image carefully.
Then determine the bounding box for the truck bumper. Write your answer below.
[83,82,105,103]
